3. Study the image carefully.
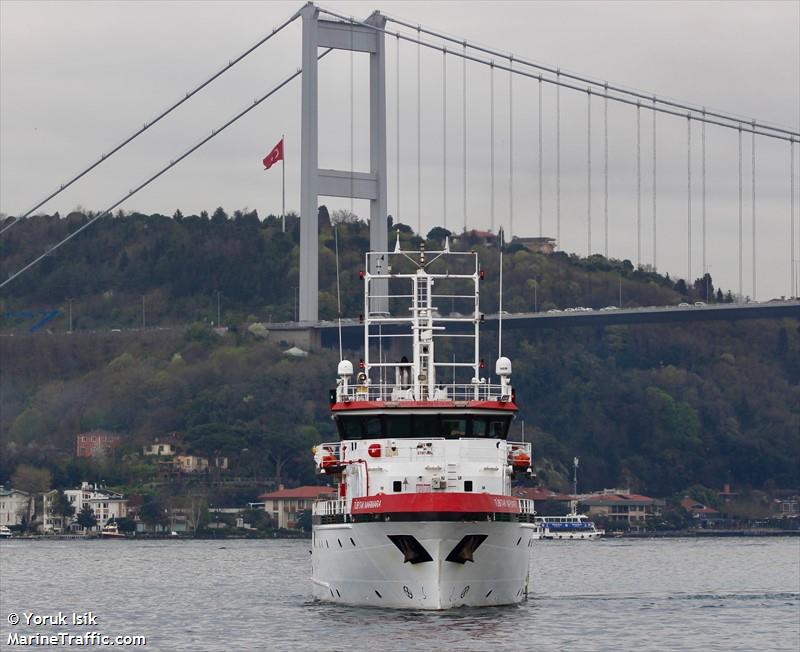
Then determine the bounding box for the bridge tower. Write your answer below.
[300,4,388,321]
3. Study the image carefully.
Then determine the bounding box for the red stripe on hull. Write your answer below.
[332,401,517,411]
[350,493,521,515]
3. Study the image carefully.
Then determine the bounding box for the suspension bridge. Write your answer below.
[0,2,798,329]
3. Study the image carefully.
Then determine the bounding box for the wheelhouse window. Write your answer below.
[334,414,511,439]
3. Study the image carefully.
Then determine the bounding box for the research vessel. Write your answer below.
[311,241,537,609]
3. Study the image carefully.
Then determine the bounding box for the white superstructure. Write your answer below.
[310,243,536,609]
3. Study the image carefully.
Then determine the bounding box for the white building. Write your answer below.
[0,486,33,527]
[41,490,65,533]
[143,440,176,456]
[64,482,128,532]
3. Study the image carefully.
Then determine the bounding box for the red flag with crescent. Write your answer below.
[262,138,284,170]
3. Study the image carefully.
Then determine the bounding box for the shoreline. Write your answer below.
[3,529,798,542]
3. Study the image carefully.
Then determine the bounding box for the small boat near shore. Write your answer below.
[100,522,126,539]
[535,513,604,540]
[0,525,12,539]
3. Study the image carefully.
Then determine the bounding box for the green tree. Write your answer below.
[139,498,168,530]
[50,491,75,520]
[76,505,97,530]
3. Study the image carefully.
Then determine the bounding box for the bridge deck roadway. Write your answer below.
[263,301,800,349]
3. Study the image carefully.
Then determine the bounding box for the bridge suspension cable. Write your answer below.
[587,89,592,256]
[687,116,693,284]
[509,57,514,238]
[490,61,495,233]
[604,89,609,258]
[752,127,757,300]
[443,48,447,231]
[378,10,799,140]
[653,99,657,270]
[738,127,744,299]
[396,34,401,223]
[636,103,642,267]
[349,23,355,214]
[556,73,561,245]
[462,42,467,233]
[417,27,422,234]
[0,50,333,290]
[702,114,706,282]
[317,8,796,143]
[539,76,544,239]
[792,140,797,298]
[0,10,300,236]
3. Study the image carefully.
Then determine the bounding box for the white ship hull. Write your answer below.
[311,520,536,609]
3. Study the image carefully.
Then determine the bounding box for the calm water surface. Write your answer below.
[1,537,798,651]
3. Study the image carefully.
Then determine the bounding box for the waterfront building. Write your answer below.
[0,486,33,527]
[579,489,664,524]
[41,490,65,533]
[258,485,335,529]
[64,482,128,532]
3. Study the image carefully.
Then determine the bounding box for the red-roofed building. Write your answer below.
[513,487,574,503]
[258,485,335,529]
[76,430,122,458]
[680,497,720,517]
[579,489,664,524]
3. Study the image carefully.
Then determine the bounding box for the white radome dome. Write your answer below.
[337,360,354,376]
[495,357,512,376]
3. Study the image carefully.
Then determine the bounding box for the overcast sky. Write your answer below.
[1,1,798,300]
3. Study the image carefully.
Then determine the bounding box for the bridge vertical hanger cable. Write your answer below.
[687,115,692,284]
[318,10,797,143]
[636,103,641,268]
[738,126,743,300]
[417,27,422,235]
[653,98,657,270]
[463,42,467,233]
[443,48,447,231]
[350,21,355,214]
[587,89,592,256]
[335,224,343,360]
[490,61,495,233]
[539,76,544,238]
[0,10,301,237]
[396,34,401,223]
[702,112,706,282]
[509,56,514,239]
[604,86,609,258]
[752,125,756,301]
[556,71,561,246]
[792,139,796,298]
[379,13,799,140]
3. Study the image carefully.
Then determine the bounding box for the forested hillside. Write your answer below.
[0,210,797,497]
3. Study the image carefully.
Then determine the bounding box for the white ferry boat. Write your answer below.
[99,521,126,539]
[535,513,604,540]
[311,243,537,609]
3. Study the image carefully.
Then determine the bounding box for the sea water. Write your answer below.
[1,537,798,651]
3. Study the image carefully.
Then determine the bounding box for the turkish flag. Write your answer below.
[262,138,284,170]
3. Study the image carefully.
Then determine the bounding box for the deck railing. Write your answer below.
[337,382,510,403]
[313,498,349,517]
[518,498,535,515]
